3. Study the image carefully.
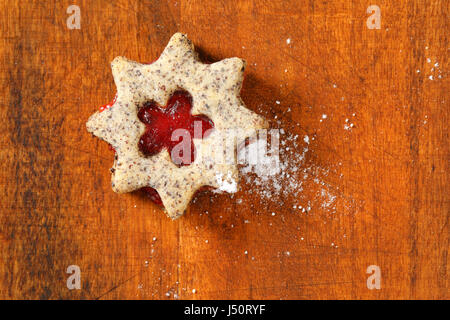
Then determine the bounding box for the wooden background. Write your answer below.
[0,0,448,300]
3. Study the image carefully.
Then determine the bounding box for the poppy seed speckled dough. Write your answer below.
[86,33,268,219]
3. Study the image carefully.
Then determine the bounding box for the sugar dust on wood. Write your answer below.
[234,127,357,218]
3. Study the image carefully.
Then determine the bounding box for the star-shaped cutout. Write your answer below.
[87,33,268,219]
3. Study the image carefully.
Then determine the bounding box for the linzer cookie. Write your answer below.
[86,33,268,219]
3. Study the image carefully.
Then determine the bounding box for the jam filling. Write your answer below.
[137,90,214,165]
[140,186,163,206]
[99,90,214,206]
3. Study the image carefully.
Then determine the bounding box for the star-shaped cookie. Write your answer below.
[87,33,268,219]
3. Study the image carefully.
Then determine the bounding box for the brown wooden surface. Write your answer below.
[0,0,448,300]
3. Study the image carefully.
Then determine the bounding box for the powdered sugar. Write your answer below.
[237,131,305,201]
[215,171,238,193]
[236,126,356,217]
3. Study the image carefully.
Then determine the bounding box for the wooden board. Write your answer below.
[0,0,447,300]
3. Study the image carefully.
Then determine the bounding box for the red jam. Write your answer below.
[99,90,214,206]
[140,186,163,206]
[137,90,214,165]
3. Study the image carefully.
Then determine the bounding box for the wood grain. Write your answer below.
[0,0,447,299]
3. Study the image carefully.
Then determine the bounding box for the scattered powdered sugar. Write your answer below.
[320,188,337,208]
[303,135,310,144]
[238,131,314,208]
[344,118,354,130]
[424,50,443,80]
[238,132,302,199]
[215,171,238,193]
[236,124,358,217]
[238,139,282,178]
